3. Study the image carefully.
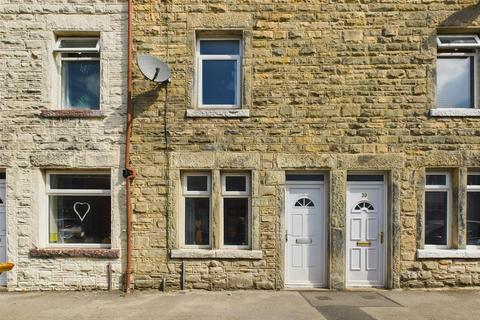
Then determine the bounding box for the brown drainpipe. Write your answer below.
[124,0,136,293]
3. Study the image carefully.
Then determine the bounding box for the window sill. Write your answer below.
[171,249,262,259]
[417,249,480,259]
[186,109,250,118]
[29,248,119,259]
[40,110,106,119]
[429,108,480,117]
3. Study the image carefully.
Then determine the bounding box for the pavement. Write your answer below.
[0,289,479,320]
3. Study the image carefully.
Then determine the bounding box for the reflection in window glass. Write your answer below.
[225,176,246,192]
[200,40,240,55]
[426,174,447,186]
[468,175,480,186]
[202,60,236,105]
[50,174,110,190]
[63,60,100,109]
[223,198,248,246]
[49,195,111,244]
[59,39,99,49]
[425,192,448,245]
[436,56,474,108]
[467,192,480,246]
[185,198,210,246]
[186,176,208,192]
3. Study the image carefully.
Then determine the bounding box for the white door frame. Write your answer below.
[0,177,6,286]
[346,176,387,288]
[284,179,327,288]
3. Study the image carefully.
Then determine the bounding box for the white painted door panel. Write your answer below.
[346,182,386,287]
[0,180,6,286]
[285,184,326,287]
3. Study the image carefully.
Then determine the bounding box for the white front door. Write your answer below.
[0,178,6,286]
[285,181,326,287]
[346,177,386,287]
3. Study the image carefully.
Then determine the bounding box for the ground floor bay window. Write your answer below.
[47,172,111,247]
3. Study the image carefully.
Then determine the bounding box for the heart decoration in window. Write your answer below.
[73,202,91,222]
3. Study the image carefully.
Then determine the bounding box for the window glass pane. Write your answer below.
[50,174,110,190]
[185,198,210,245]
[200,40,239,55]
[286,174,324,181]
[186,176,208,192]
[436,56,474,108]
[426,174,446,186]
[468,175,480,186]
[202,60,237,105]
[59,39,98,49]
[225,176,247,192]
[63,60,100,109]
[223,198,248,246]
[49,195,111,244]
[467,192,480,245]
[425,191,448,245]
[347,175,384,182]
[439,36,478,45]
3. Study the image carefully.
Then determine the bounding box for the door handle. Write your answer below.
[285,230,288,243]
[380,232,384,244]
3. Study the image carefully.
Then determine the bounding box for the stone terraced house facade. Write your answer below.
[3,0,480,292]
[130,0,480,291]
[1,1,128,290]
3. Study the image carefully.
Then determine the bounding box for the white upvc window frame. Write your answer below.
[424,172,451,249]
[220,173,251,250]
[196,38,242,109]
[53,37,101,110]
[181,172,212,249]
[53,37,100,53]
[45,171,111,249]
[436,51,478,109]
[437,35,480,49]
[467,172,480,250]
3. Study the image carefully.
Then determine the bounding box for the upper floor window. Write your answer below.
[53,37,101,110]
[196,38,242,109]
[436,35,480,109]
[424,172,451,247]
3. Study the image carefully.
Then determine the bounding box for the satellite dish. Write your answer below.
[137,54,170,83]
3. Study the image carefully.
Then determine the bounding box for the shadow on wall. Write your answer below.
[132,85,161,118]
[439,4,480,27]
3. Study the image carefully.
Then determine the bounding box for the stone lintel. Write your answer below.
[430,108,480,117]
[186,109,250,118]
[30,248,119,259]
[276,154,336,169]
[170,249,263,259]
[337,153,405,170]
[417,249,480,259]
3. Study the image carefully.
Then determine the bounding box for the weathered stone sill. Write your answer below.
[171,249,262,259]
[429,108,480,117]
[40,110,106,119]
[29,248,119,259]
[186,109,250,118]
[417,249,480,259]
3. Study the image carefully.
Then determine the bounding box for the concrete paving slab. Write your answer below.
[0,291,326,320]
[376,290,480,320]
[301,291,400,307]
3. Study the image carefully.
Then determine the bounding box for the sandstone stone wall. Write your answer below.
[0,1,128,290]
[131,0,480,290]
